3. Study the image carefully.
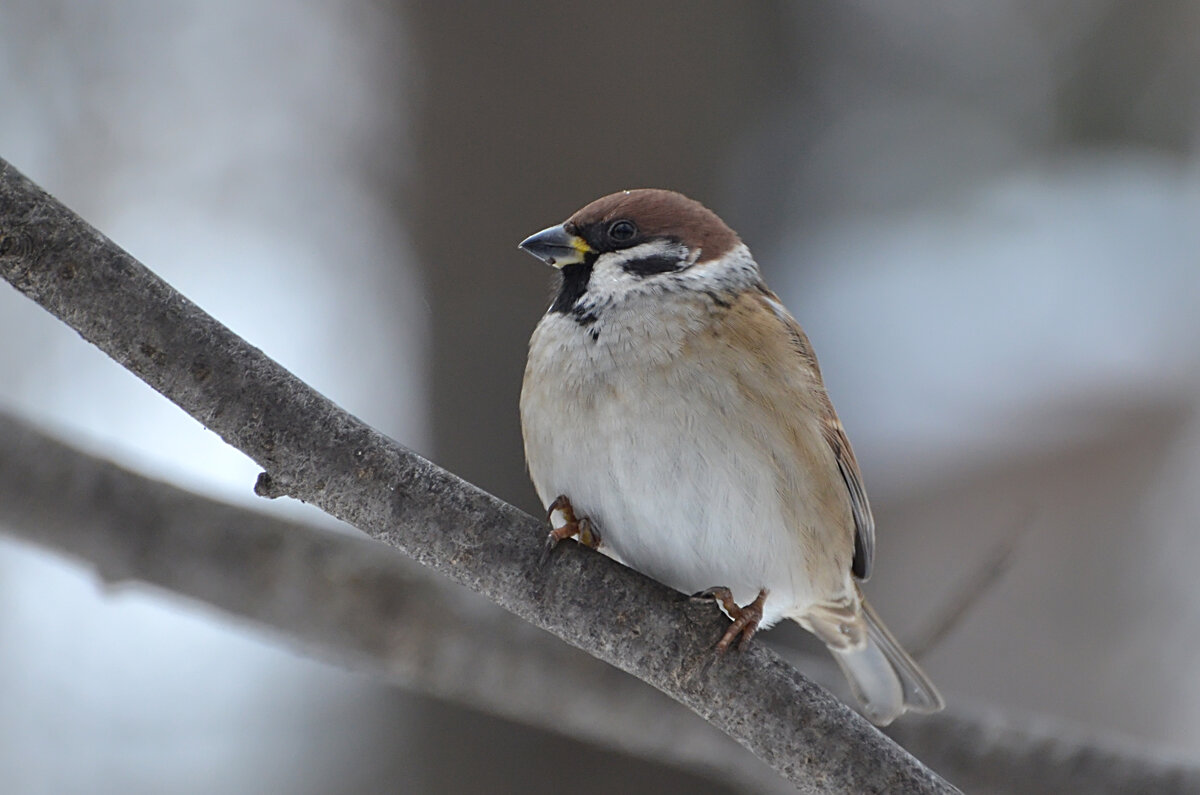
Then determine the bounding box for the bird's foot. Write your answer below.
[692,587,768,652]
[541,495,601,564]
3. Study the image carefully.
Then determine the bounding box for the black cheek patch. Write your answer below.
[621,254,684,277]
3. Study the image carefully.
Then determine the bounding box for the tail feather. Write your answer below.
[815,597,944,726]
[861,597,944,715]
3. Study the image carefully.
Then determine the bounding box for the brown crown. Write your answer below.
[566,189,740,262]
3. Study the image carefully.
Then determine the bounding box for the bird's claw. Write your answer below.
[693,586,768,653]
[540,495,601,565]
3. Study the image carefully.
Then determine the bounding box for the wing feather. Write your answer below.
[756,289,876,581]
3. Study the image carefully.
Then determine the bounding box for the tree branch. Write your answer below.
[0,157,954,794]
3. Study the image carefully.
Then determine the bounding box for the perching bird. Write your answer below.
[518,189,943,725]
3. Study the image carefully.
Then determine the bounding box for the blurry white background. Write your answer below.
[2,1,1199,792]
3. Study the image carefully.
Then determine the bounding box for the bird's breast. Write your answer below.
[521,303,854,622]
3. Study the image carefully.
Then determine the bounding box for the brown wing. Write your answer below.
[759,289,876,581]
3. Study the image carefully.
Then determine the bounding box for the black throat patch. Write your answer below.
[550,262,595,324]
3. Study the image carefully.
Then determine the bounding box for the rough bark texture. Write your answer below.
[0,157,957,794]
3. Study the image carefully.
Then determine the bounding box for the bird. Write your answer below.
[517,188,943,725]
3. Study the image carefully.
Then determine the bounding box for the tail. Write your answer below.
[812,596,944,726]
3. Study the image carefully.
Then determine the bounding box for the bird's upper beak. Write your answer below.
[518,224,592,268]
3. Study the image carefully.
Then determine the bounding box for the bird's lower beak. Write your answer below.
[518,224,592,268]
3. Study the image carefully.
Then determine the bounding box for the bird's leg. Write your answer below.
[693,587,768,652]
[541,495,601,563]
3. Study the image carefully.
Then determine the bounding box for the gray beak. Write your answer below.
[518,224,592,268]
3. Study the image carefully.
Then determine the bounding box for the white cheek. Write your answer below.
[586,256,640,299]
[585,241,683,302]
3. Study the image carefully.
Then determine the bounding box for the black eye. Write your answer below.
[608,219,637,242]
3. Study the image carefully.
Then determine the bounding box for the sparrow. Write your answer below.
[518,189,943,725]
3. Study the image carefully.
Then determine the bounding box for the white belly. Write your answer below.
[521,312,843,627]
